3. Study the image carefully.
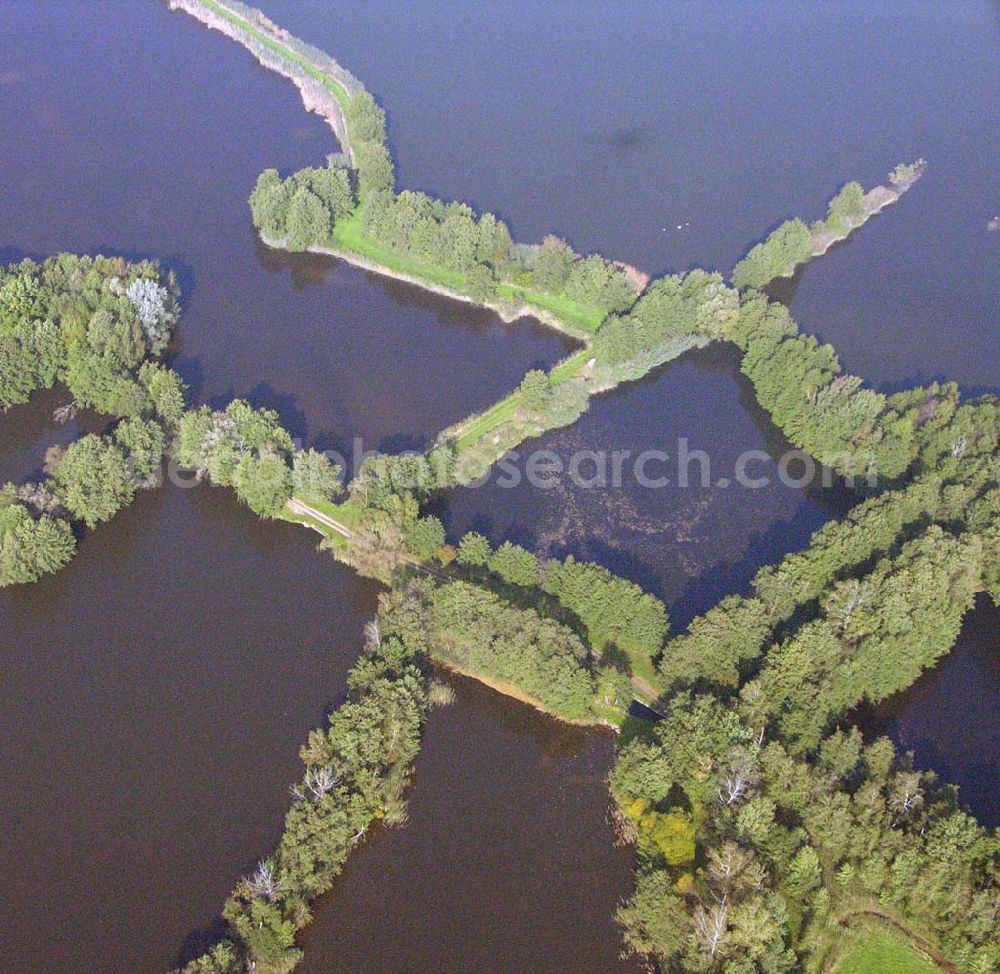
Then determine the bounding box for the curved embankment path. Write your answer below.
[167,0,359,160]
[286,498,661,706]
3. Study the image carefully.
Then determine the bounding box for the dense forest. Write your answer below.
[725,292,922,480]
[613,700,998,974]
[421,578,602,722]
[614,378,1000,972]
[0,254,345,589]
[176,399,341,517]
[454,535,667,680]
[662,386,999,697]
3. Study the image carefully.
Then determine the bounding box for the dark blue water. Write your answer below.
[0,1,571,452]
[432,344,850,629]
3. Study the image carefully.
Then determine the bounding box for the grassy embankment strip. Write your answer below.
[331,212,607,335]
[452,394,522,452]
[624,648,659,690]
[548,347,593,382]
[331,211,467,291]
[496,283,605,334]
[282,346,594,533]
[332,214,606,334]
[310,497,365,528]
[452,348,593,452]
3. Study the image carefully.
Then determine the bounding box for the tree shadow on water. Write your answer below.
[377,431,431,456]
[247,383,308,442]
[253,232,339,291]
[553,533,665,602]
[170,352,205,406]
[174,917,229,970]
[672,503,833,631]
[0,245,44,265]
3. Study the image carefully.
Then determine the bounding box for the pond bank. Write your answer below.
[258,235,590,339]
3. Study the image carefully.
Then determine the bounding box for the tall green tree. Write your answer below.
[53,435,136,528]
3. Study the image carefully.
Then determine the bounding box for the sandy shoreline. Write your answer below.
[809,184,901,258]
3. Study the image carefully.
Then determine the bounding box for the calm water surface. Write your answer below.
[0,1,571,452]
[0,389,105,487]
[432,344,850,628]
[261,0,999,389]
[0,483,380,974]
[1,0,997,969]
[257,0,998,824]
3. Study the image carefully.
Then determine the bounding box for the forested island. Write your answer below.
[2,1,994,972]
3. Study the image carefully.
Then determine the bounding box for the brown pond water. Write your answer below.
[298,672,641,974]
[0,481,380,974]
[1,0,997,970]
[0,388,106,488]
